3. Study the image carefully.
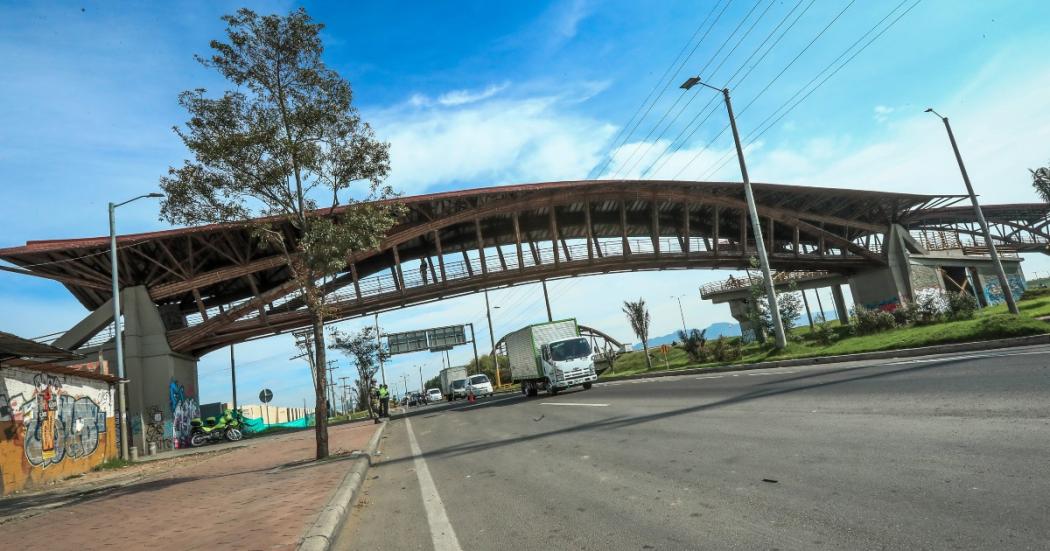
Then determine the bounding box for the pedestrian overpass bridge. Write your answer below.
[3,179,1045,454]
[2,180,1046,358]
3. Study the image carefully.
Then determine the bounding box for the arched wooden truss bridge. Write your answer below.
[2,180,1044,358]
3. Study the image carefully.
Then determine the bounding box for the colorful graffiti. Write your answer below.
[144,405,165,448]
[863,296,900,312]
[169,379,199,449]
[0,374,107,467]
[982,273,1027,306]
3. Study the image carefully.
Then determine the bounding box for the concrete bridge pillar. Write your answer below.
[55,286,200,455]
[830,285,849,325]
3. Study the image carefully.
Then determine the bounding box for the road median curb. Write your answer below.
[600,333,1050,382]
[297,420,388,551]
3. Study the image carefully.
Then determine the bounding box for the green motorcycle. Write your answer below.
[189,409,244,447]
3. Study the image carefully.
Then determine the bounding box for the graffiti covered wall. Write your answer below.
[0,367,116,495]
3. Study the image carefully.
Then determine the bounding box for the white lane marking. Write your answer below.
[447,394,520,411]
[884,349,1050,366]
[539,402,610,407]
[696,376,723,380]
[405,417,462,551]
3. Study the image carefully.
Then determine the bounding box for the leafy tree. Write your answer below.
[622,298,653,370]
[330,326,388,417]
[159,8,400,459]
[1031,162,1050,202]
[465,354,510,386]
[777,287,804,334]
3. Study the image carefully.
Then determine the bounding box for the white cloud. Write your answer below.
[437,82,510,106]
[873,104,894,123]
[374,86,617,194]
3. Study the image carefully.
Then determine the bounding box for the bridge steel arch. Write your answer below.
[1,180,969,357]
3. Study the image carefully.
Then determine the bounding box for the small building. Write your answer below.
[0,331,117,495]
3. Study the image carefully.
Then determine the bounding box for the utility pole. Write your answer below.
[926,108,1019,314]
[339,376,351,416]
[541,280,553,321]
[230,344,238,411]
[374,313,387,385]
[680,77,785,348]
[418,365,424,394]
[326,360,338,418]
[467,323,480,374]
[484,290,501,387]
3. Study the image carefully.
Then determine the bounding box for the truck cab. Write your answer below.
[540,336,597,392]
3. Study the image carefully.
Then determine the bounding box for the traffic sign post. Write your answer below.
[259,389,273,425]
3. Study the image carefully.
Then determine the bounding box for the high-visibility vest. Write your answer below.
[378,387,389,398]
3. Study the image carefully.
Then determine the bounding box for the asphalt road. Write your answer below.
[337,345,1050,550]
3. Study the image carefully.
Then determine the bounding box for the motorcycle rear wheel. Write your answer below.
[190,433,208,447]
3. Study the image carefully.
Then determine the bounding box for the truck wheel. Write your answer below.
[582,382,593,390]
[521,383,528,397]
[548,385,559,396]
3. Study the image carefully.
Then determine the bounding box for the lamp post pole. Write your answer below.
[109,193,163,461]
[681,77,785,348]
[672,295,688,334]
[926,108,1019,315]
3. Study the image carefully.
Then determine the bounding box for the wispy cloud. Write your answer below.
[374,83,616,194]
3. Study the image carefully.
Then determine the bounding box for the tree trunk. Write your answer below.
[311,313,329,460]
[642,341,653,370]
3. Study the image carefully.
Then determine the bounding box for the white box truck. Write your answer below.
[506,319,597,397]
[439,365,468,401]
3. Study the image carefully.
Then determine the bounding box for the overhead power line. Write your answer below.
[670,0,858,180]
[613,0,779,180]
[638,0,810,178]
[588,0,734,180]
[696,0,922,180]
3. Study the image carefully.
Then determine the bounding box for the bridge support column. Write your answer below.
[57,286,200,457]
[830,285,849,325]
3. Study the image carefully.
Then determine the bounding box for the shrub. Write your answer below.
[851,306,896,335]
[813,320,838,345]
[711,335,738,362]
[676,329,708,363]
[891,303,916,326]
[913,288,949,324]
[946,292,978,321]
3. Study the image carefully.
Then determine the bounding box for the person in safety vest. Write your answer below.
[378,384,390,417]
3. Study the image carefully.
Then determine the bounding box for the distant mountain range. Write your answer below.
[631,311,844,350]
[632,322,741,350]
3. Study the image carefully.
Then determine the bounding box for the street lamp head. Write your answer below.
[147,193,165,198]
[924,107,945,119]
[680,76,700,90]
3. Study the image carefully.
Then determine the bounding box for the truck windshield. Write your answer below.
[549,338,591,362]
[452,379,466,389]
[469,375,489,385]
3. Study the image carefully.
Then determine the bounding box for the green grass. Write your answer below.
[92,457,133,471]
[604,296,1050,379]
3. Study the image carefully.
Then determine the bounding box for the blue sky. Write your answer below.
[2,1,1049,408]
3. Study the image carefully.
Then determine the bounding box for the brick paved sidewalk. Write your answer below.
[2,420,380,551]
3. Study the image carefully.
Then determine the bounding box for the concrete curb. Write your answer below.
[600,333,1050,382]
[297,420,388,551]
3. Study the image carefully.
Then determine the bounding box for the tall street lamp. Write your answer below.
[110,192,163,461]
[681,76,786,348]
[925,108,1019,315]
[671,295,688,334]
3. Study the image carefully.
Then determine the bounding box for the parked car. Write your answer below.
[426,388,443,402]
[466,374,494,397]
[407,392,425,406]
[450,378,469,400]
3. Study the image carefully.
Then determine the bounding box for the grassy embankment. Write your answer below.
[604,291,1050,378]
